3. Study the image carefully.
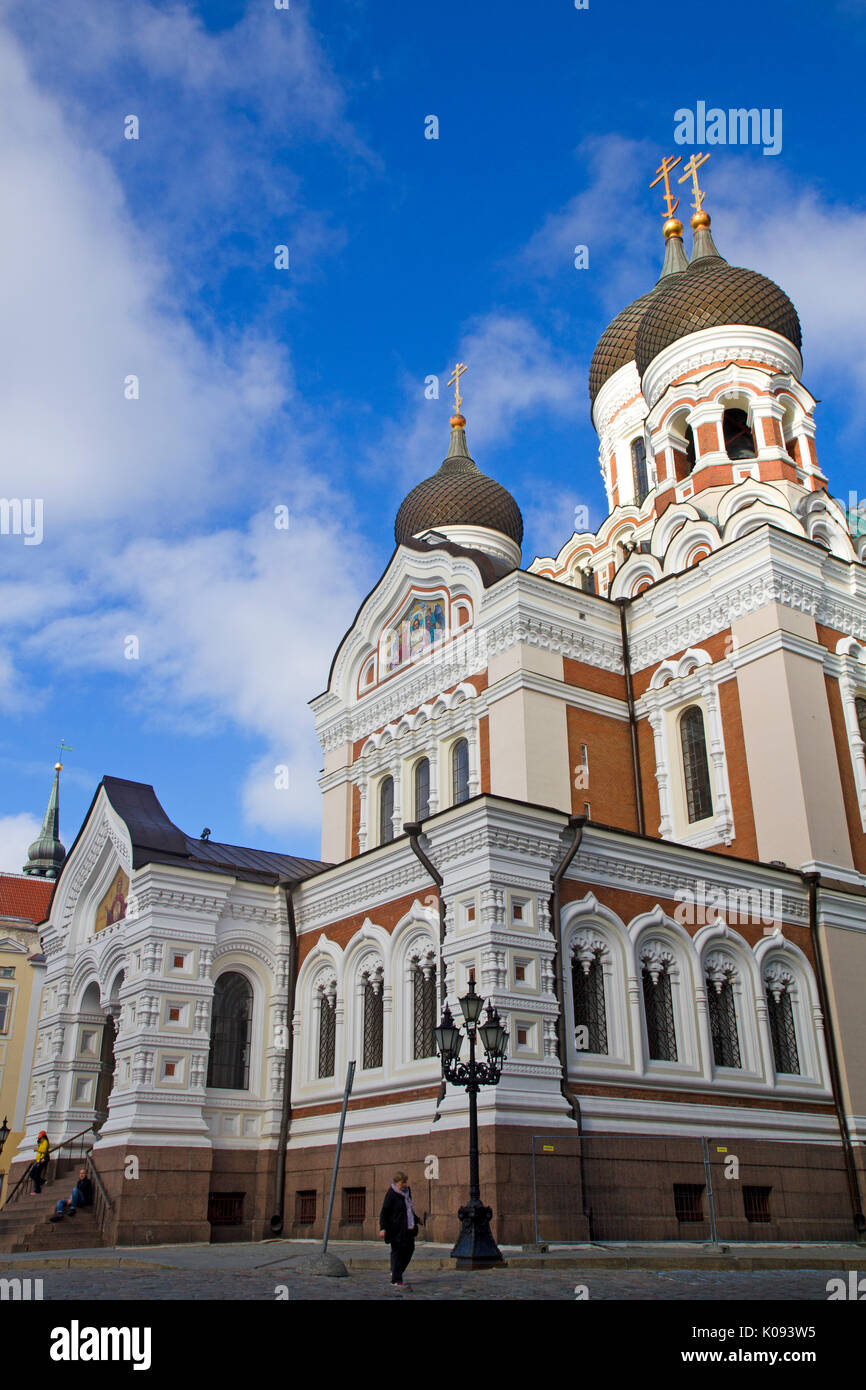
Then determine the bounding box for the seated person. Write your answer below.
[49,1168,93,1222]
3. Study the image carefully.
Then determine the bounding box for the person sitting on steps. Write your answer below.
[49,1168,93,1222]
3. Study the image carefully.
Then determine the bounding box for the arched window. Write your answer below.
[317,980,336,1079]
[765,970,800,1075]
[362,966,384,1069]
[414,758,430,822]
[684,424,696,472]
[379,776,394,845]
[642,954,678,1062]
[855,696,866,760]
[706,967,742,1068]
[680,706,713,824]
[571,947,608,1055]
[631,437,649,506]
[412,956,437,1059]
[452,739,469,805]
[723,408,757,460]
[207,972,253,1090]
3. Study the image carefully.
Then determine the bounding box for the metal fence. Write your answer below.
[530,1133,855,1244]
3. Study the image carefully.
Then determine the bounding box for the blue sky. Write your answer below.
[1,0,865,865]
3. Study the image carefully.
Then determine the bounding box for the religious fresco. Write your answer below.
[95,868,129,934]
[382,597,447,673]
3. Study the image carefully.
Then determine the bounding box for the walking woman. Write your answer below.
[379,1170,420,1289]
[31,1131,50,1194]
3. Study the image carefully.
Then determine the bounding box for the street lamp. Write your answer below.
[436,978,509,1269]
[0,1117,9,1155]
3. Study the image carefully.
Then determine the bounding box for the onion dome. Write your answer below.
[635,213,801,377]
[23,762,66,879]
[395,414,523,547]
[589,217,689,405]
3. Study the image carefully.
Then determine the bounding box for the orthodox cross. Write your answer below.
[649,155,682,218]
[679,152,710,212]
[447,361,469,415]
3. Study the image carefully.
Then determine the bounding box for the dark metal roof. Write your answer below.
[588,289,656,404]
[395,425,523,547]
[635,259,801,377]
[96,777,330,885]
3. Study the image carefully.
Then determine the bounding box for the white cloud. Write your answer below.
[0,812,41,875]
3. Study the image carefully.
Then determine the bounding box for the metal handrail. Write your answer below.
[84,1151,113,1234]
[2,1125,100,1208]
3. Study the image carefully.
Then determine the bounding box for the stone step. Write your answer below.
[0,1214,102,1254]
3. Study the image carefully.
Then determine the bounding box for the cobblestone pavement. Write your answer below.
[25,1266,842,1300]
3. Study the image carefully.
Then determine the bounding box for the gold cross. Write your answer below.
[447,361,469,415]
[678,151,710,212]
[649,155,682,218]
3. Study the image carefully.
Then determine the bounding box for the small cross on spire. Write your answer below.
[447,361,469,417]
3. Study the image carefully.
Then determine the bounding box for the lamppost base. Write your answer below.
[451,1199,504,1269]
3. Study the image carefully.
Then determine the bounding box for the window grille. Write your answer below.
[413,961,437,1059]
[572,956,608,1055]
[643,964,678,1061]
[452,739,469,805]
[856,696,866,763]
[673,1184,704,1223]
[680,706,714,824]
[206,972,252,1090]
[379,776,394,844]
[707,977,742,1068]
[342,1187,366,1223]
[318,987,336,1079]
[362,975,384,1069]
[743,1186,772,1223]
[294,1190,316,1224]
[580,569,595,594]
[414,758,430,822]
[631,437,649,505]
[207,1192,244,1226]
[766,985,800,1074]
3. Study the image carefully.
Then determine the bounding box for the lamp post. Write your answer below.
[0,1116,9,1155]
[435,978,509,1270]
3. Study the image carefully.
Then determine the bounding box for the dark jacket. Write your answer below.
[379,1186,418,1243]
[75,1176,94,1206]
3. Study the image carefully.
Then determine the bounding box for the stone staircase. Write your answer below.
[0,1172,105,1253]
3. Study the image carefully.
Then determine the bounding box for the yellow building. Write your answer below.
[0,874,51,1203]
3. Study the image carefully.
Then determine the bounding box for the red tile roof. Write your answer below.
[0,873,53,925]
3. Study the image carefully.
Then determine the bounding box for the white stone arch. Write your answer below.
[296,937,342,1088]
[609,553,662,601]
[628,909,701,1075]
[723,503,803,544]
[693,921,765,1079]
[206,953,268,1098]
[662,521,721,576]
[390,906,440,1070]
[717,478,792,527]
[836,637,866,830]
[754,933,827,1089]
[649,502,702,562]
[561,894,631,1069]
[649,646,713,692]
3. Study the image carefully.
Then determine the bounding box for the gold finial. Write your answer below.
[678,151,711,227]
[447,361,468,424]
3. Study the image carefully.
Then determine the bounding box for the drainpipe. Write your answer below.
[617,598,645,836]
[550,816,586,1125]
[404,821,447,1113]
[270,881,299,1235]
[801,871,865,1236]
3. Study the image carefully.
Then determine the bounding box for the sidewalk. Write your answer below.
[3,1237,865,1273]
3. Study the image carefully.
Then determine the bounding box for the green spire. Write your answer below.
[23,763,67,879]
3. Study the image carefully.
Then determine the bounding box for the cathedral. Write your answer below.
[10,160,866,1248]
